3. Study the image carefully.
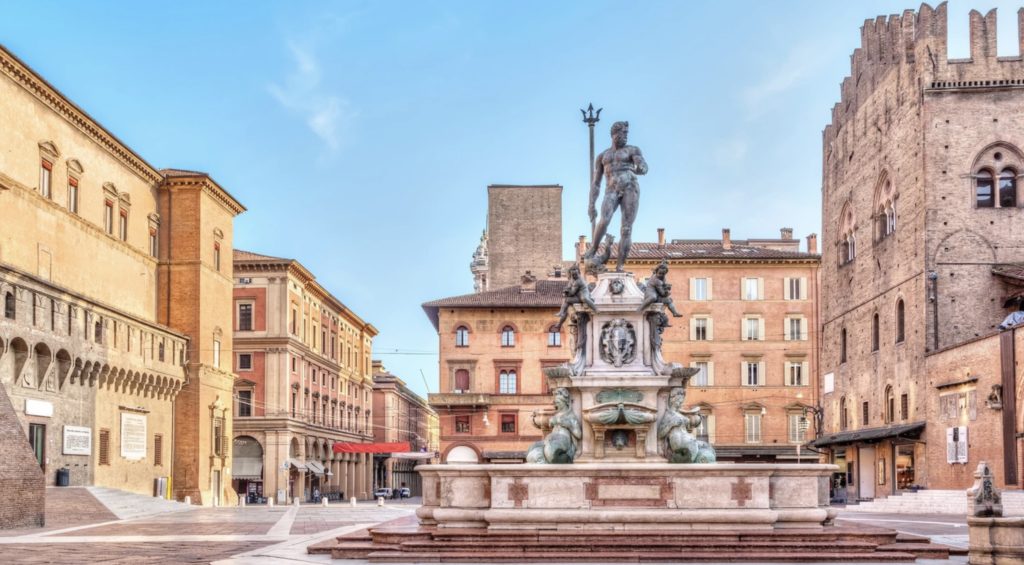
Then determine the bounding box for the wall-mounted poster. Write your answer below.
[120,413,147,460]
[63,425,92,455]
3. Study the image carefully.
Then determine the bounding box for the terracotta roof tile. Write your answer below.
[620,241,820,262]
[233,249,290,263]
[993,263,1024,284]
[160,168,209,178]
[422,280,564,329]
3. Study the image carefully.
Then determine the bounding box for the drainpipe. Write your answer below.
[927,271,939,351]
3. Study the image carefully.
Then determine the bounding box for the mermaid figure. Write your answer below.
[657,387,716,463]
[527,388,582,464]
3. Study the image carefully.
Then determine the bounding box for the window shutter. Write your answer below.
[707,361,715,386]
[783,278,791,300]
[801,362,809,384]
[741,319,748,341]
[758,361,766,385]
[740,279,745,300]
[957,426,968,463]
[757,278,765,300]
[689,318,696,341]
[800,318,808,340]
[758,318,765,341]
[741,361,748,383]
[707,414,716,443]
[946,428,956,463]
[689,278,696,300]
[99,429,110,465]
[799,277,808,300]
[783,318,791,341]
[707,278,713,300]
[968,390,977,421]
[707,318,714,340]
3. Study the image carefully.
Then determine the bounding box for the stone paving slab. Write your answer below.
[55,521,274,536]
[0,486,117,537]
[0,541,274,564]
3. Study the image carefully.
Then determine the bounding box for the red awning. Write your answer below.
[332,442,410,454]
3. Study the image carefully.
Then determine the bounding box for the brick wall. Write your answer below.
[486,185,562,289]
[0,383,44,528]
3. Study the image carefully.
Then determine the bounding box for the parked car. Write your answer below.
[374,487,392,498]
[399,487,411,498]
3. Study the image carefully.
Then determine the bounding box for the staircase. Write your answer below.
[843,489,1024,515]
[85,486,194,520]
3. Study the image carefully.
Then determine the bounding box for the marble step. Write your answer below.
[355,550,919,563]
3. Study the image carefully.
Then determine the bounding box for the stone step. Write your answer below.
[358,550,919,563]
[877,542,950,558]
[397,539,882,552]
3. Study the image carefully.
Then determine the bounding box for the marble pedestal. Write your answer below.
[969,516,1024,564]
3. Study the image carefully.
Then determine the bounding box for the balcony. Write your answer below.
[428,392,490,408]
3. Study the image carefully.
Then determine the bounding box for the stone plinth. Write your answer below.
[416,463,837,531]
[969,516,1024,565]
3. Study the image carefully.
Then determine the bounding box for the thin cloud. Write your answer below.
[742,41,831,118]
[268,41,352,150]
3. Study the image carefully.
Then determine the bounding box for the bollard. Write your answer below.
[184,496,192,506]
[267,498,274,508]
[350,496,357,507]
[238,495,246,507]
[321,497,329,507]
[293,497,300,506]
[377,496,384,507]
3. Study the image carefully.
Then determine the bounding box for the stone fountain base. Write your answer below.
[413,463,836,532]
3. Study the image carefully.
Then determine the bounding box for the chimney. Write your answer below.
[807,233,818,254]
[520,271,538,292]
[577,235,587,261]
[722,228,732,250]
[780,227,793,240]
[657,228,665,247]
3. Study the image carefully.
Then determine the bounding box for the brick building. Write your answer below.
[231,250,377,503]
[815,4,1024,500]
[371,361,439,495]
[0,44,243,514]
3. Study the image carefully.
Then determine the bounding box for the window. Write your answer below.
[871,313,879,351]
[788,413,807,444]
[1000,168,1017,207]
[786,277,803,300]
[213,417,225,457]
[454,369,470,392]
[786,362,805,386]
[840,328,847,363]
[694,412,711,442]
[862,401,869,426]
[895,300,905,343]
[39,160,52,198]
[901,393,909,420]
[68,177,79,214]
[744,412,762,444]
[4,292,14,320]
[744,278,760,300]
[28,423,45,468]
[548,326,561,347]
[291,356,297,372]
[693,278,708,300]
[839,204,856,264]
[291,307,297,334]
[238,353,253,370]
[149,228,158,257]
[743,361,763,386]
[693,318,709,341]
[455,415,470,433]
[213,339,221,369]
[840,397,848,431]
[744,317,761,341]
[787,318,803,341]
[500,413,517,434]
[104,200,114,234]
[158,340,165,362]
[499,370,517,394]
[238,303,253,331]
[238,390,252,417]
[94,320,103,343]
[118,209,128,241]
[291,392,297,417]
[885,386,895,424]
[501,325,515,347]
[975,169,996,207]
[455,326,469,347]
[692,361,709,386]
[213,242,221,271]
[154,434,163,466]
[99,428,111,465]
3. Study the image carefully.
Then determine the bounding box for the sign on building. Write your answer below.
[62,425,92,456]
[25,399,53,417]
[946,426,968,464]
[120,413,147,460]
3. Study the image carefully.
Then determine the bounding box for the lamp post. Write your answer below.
[581,103,602,241]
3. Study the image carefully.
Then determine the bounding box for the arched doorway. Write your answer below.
[232,436,264,503]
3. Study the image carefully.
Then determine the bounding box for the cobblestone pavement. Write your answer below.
[0,488,413,564]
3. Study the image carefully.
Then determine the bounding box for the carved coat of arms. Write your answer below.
[600,318,636,367]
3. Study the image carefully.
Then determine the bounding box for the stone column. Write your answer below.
[364,454,373,498]
[347,457,355,500]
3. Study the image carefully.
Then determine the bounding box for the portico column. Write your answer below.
[347,457,355,499]
[364,454,372,498]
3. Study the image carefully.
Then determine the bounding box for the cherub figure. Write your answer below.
[555,263,596,330]
[638,260,682,316]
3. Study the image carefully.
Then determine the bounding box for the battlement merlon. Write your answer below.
[822,4,1024,144]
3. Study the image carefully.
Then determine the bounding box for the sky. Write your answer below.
[1,1,1020,396]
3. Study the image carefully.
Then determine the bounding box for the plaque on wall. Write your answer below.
[63,425,92,456]
[120,413,147,460]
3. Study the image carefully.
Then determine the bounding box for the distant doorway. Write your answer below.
[28,423,45,469]
[858,446,876,500]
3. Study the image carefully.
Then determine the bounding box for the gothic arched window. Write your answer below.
[455,326,469,347]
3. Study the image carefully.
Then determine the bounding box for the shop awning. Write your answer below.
[286,457,307,471]
[809,421,926,448]
[232,457,263,481]
[332,442,410,454]
[306,460,326,476]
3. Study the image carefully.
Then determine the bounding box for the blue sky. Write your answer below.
[1,1,1019,396]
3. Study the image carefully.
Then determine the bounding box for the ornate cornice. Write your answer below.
[0,46,163,184]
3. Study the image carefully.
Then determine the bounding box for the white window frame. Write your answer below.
[743,317,763,341]
[788,413,807,444]
[236,301,255,332]
[785,361,808,386]
[499,370,517,394]
[237,353,253,371]
[744,412,762,444]
[743,360,764,386]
